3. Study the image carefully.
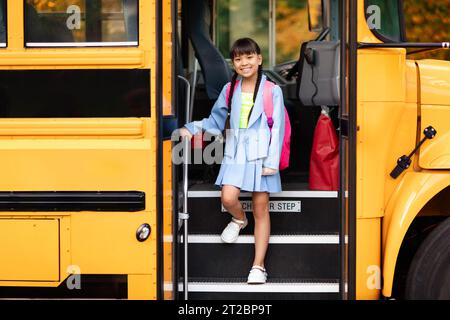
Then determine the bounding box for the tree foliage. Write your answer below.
[404,0,450,60]
[276,0,317,64]
[26,0,84,12]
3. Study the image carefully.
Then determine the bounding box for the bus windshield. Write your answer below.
[216,0,319,67]
[366,0,450,60]
[365,0,402,42]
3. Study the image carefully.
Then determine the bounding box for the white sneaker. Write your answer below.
[247,266,268,284]
[220,217,248,243]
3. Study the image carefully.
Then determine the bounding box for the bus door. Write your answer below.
[173,0,351,300]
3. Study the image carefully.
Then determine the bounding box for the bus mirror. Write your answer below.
[298,41,340,107]
[308,0,324,32]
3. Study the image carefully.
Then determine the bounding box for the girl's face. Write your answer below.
[232,53,262,79]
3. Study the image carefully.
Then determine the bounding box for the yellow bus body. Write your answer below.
[0,0,161,300]
[356,0,450,299]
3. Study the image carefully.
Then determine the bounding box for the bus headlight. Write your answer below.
[136,223,151,242]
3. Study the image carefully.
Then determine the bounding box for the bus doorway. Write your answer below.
[174,0,345,299]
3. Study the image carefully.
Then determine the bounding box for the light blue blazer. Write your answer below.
[184,75,285,171]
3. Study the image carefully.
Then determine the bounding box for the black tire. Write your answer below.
[405,217,450,300]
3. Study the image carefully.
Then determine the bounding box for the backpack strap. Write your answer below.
[263,80,275,128]
[227,79,275,127]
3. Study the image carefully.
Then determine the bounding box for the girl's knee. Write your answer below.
[221,193,239,209]
[253,202,268,214]
[253,208,269,221]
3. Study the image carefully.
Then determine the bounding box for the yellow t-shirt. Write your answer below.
[239,92,254,128]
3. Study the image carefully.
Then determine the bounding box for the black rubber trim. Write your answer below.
[348,0,358,300]
[338,0,348,301]
[359,42,449,49]
[0,191,145,211]
[171,0,180,301]
[0,275,128,299]
[155,0,164,301]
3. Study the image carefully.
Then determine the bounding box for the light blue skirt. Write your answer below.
[215,130,282,193]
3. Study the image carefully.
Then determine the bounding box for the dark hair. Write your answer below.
[227,38,263,127]
[229,37,261,60]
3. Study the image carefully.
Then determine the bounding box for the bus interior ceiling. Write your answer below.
[178,0,340,190]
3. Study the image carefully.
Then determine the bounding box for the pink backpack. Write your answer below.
[226,80,291,170]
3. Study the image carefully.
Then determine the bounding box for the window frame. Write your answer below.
[23,0,140,48]
[0,0,6,48]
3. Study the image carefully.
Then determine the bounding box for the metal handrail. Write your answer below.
[177,75,191,300]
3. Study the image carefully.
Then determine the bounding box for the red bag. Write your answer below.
[191,132,206,149]
[309,112,339,190]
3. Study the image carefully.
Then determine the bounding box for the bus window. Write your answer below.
[0,0,5,46]
[24,0,138,47]
[215,0,318,67]
[365,0,402,42]
[0,69,150,118]
[275,0,318,64]
[216,0,270,64]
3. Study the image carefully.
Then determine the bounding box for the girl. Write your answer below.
[179,38,285,284]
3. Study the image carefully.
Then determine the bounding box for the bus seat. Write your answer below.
[185,0,232,101]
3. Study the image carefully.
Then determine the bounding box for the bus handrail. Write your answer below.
[177,75,191,300]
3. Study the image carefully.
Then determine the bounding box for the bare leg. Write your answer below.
[221,185,246,221]
[252,192,270,268]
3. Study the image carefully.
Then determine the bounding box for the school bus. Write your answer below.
[0,0,448,300]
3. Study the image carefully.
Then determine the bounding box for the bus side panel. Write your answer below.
[0,219,59,281]
[419,105,450,168]
[0,119,156,291]
[356,218,381,299]
[417,60,450,169]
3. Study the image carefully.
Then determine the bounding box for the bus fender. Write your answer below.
[382,172,450,297]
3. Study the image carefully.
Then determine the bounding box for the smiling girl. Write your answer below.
[179,38,285,284]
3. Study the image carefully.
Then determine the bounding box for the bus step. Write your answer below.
[186,190,339,234]
[176,279,340,300]
[180,234,339,280]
